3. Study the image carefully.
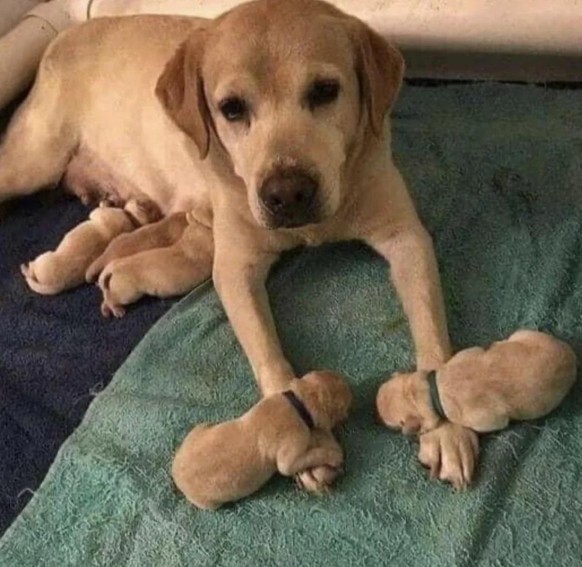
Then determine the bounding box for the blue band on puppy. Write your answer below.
[426,370,447,420]
[283,390,315,430]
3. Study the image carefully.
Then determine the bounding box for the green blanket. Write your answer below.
[1,83,581,567]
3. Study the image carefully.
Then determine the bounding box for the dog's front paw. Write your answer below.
[295,465,342,494]
[418,422,479,490]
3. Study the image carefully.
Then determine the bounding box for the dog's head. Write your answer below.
[156,0,404,229]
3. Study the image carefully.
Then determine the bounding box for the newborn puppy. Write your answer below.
[172,370,353,510]
[377,330,577,435]
[20,202,143,295]
[95,212,213,318]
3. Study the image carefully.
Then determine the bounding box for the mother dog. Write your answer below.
[0,0,477,488]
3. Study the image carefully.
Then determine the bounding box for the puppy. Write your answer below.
[95,212,213,319]
[172,370,352,510]
[377,330,577,436]
[85,212,191,283]
[20,202,143,295]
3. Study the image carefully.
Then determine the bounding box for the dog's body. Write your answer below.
[0,0,479,487]
[377,330,577,435]
[173,371,352,509]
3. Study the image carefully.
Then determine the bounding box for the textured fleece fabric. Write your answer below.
[0,82,581,566]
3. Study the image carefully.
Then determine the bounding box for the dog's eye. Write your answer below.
[219,97,247,122]
[307,80,340,109]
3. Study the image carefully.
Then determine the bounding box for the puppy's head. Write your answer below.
[376,372,427,435]
[296,370,353,429]
[156,0,404,229]
[89,207,134,234]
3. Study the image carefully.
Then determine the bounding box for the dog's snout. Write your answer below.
[259,169,318,228]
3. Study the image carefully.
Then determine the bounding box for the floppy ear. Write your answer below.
[352,22,405,136]
[155,33,210,158]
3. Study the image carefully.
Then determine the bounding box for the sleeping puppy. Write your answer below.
[85,212,191,284]
[173,370,352,510]
[377,330,577,436]
[20,201,153,295]
[95,212,213,319]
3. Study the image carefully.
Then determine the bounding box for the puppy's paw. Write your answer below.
[98,270,126,319]
[100,299,126,319]
[418,422,479,490]
[295,465,342,494]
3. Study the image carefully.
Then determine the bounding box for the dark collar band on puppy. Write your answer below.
[282,390,315,430]
[426,370,447,420]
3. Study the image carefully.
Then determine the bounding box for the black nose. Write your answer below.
[259,169,318,228]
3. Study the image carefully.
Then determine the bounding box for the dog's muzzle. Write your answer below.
[259,167,319,228]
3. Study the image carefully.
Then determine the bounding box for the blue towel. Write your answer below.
[0,82,581,566]
[0,190,173,535]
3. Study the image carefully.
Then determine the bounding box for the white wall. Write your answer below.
[89,0,582,81]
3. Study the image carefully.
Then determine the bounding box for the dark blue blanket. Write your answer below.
[0,188,173,534]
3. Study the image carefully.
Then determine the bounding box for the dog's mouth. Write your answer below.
[261,208,323,230]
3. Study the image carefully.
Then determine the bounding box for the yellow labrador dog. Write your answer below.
[0,0,477,487]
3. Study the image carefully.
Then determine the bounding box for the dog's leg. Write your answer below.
[0,76,74,204]
[214,240,333,492]
[213,246,295,397]
[367,224,479,487]
[0,114,71,203]
[368,225,451,370]
[86,213,189,282]
[98,223,212,318]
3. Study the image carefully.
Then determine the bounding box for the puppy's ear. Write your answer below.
[156,32,210,158]
[351,21,405,136]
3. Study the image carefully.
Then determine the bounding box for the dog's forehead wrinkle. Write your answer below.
[210,6,353,79]
[211,74,257,102]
